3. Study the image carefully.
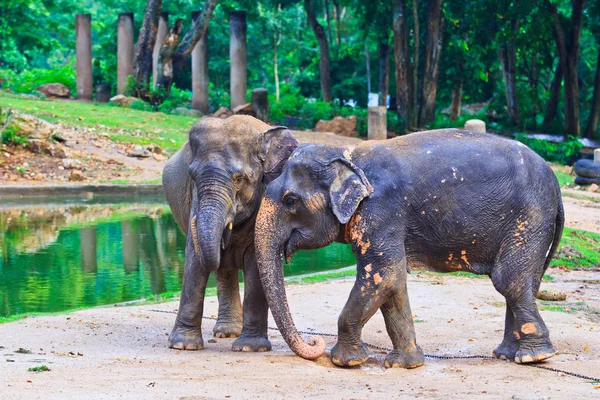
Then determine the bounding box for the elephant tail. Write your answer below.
[543,179,564,273]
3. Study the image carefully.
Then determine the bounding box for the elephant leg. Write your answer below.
[491,237,555,364]
[492,304,520,360]
[380,278,424,369]
[213,269,243,338]
[232,254,271,352]
[169,247,208,350]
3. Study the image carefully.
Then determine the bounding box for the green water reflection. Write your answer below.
[0,200,355,318]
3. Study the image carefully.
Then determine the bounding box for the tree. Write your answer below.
[393,0,410,131]
[547,0,585,137]
[132,0,162,97]
[498,17,520,125]
[304,0,332,102]
[419,0,444,126]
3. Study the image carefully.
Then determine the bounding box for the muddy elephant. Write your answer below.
[163,115,297,351]
[254,129,564,368]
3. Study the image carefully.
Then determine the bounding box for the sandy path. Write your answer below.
[1,271,598,399]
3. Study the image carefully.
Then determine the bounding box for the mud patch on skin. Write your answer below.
[305,192,327,213]
[373,273,382,285]
[521,323,537,335]
[345,214,371,254]
[513,331,521,340]
[364,264,372,272]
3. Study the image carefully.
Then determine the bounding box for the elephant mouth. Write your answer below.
[283,231,301,264]
[221,222,233,250]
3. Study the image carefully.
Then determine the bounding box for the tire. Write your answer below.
[574,159,600,179]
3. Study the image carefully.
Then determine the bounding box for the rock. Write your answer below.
[109,94,137,107]
[62,158,83,169]
[174,107,203,118]
[69,170,85,182]
[33,173,45,181]
[314,116,358,137]
[26,139,70,158]
[232,103,253,115]
[10,113,58,141]
[127,145,152,158]
[536,290,567,302]
[146,144,163,155]
[212,107,233,119]
[589,183,599,193]
[36,83,71,98]
[152,153,167,162]
[8,173,18,181]
[464,119,486,133]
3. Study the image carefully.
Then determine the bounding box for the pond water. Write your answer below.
[0,196,355,318]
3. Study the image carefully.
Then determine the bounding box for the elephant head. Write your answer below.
[169,116,298,272]
[255,144,373,360]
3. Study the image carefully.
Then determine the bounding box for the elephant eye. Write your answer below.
[233,174,245,186]
[283,194,299,210]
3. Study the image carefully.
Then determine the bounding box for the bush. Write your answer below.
[0,62,76,95]
[515,134,583,165]
[157,86,192,113]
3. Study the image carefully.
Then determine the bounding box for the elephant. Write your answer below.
[162,115,298,352]
[254,128,564,368]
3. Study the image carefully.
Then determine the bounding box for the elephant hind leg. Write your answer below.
[492,304,520,360]
[490,236,556,363]
[380,283,424,369]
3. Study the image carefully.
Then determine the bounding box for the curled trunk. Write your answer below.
[255,197,326,360]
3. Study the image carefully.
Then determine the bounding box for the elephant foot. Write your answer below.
[168,326,204,351]
[331,342,369,368]
[492,340,519,360]
[384,347,425,369]
[514,339,556,364]
[231,335,272,352]
[213,320,242,338]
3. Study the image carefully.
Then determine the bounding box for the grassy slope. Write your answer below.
[0,91,194,151]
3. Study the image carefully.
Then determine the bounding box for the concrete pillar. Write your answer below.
[252,88,269,122]
[464,119,486,133]
[594,148,600,164]
[75,14,93,101]
[230,11,247,110]
[192,11,209,115]
[153,12,168,88]
[117,12,134,94]
[368,106,387,140]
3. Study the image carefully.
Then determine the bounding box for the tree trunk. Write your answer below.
[378,39,389,107]
[393,0,410,132]
[498,19,520,126]
[584,50,600,139]
[324,0,333,48]
[155,0,217,99]
[305,0,332,102]
[411,0,420,129]
[548,0,584,137]
[543,61,562,129]
[133,0,162,99]
[333,0,341,47]
[274,28,281,102]
[419,0,443,127]
[366,45,371,94]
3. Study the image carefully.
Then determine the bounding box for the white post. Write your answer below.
[368,106,387,140]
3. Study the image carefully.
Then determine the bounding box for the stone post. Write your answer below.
[251,88,269,122]
[75,14,93,101]
[464,119,486,133]
[594,148,600,164]
[368,106,387,140]
[230,11,247,110]
[152,12,168,88]
[117,12,134,94]
[192,11,209,115]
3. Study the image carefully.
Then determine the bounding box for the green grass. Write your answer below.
[0,90,194,151]
[552,228,600,269]
[28,365,50,372]
[284,267,356,285]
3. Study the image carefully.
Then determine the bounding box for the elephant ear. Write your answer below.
[262,126,299,183]
[328,157,374,224]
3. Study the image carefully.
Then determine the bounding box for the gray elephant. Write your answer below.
[163,115,297,351]
[254,129,564,368]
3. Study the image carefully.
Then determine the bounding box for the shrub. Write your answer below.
[515,134,583,165]
[0,62,76,95]
[157,86,192,113]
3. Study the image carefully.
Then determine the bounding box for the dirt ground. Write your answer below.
[1,269,598,399]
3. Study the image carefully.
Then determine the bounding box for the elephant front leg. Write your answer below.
[169,247,208,350]
[213,269,243,338]
[380,275,424,369]
[232,255,271,352]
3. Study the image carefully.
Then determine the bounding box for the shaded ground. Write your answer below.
[1,270,598,399]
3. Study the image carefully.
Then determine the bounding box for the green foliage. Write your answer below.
[1,125,28,146]
[157,86,192,114]
[0,63,76,95]
[28,365,50,372]
[515,134,584,165]
[551,228,600,269]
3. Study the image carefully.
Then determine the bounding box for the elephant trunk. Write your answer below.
[193,170,233,272]
[255,196,326,360]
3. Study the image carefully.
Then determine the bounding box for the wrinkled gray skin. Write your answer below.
[255,129,564,368]
[163,115,297,352]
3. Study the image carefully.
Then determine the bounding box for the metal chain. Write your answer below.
[150,309,600,382]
